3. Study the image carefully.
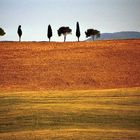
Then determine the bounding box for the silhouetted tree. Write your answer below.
[85,29,100,41]
[58,26,72,42]
[17,25,22,42]
[47,24,52,42]
[76,22,80,42]
[0,28,5,36]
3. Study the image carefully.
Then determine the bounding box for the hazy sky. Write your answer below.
[0,0,140,41]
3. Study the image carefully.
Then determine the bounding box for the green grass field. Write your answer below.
[0,88,140,140]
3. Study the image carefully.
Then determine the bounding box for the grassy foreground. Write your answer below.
[0,88,140,139]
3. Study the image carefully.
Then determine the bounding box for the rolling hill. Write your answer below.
[0,39,140,91]
[0,40,140,140]
[87,31,140,40]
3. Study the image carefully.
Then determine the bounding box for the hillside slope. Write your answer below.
[0,40,140,91]
[87,31,140,40]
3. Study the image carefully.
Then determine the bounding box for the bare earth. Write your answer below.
[0,39,140,91]
[0,40,140,139]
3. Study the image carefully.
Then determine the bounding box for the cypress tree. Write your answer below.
[17,25,22,42]
[47,25,52,42]
[76,22,80,42]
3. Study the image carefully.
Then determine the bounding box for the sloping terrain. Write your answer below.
[0,40,140,140]
[0,40,140,91]
[0,88,140,140]
[87,31,140,40]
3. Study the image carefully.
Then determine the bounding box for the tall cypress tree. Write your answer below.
[17,25,22,42]
[47,25,52,42]
[76,22,80,42]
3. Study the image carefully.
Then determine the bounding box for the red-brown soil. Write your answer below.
[0,40,140,91]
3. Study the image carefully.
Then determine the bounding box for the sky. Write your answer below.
[0,0,140,41]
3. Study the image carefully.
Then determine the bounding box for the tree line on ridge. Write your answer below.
[0,22,100,42]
